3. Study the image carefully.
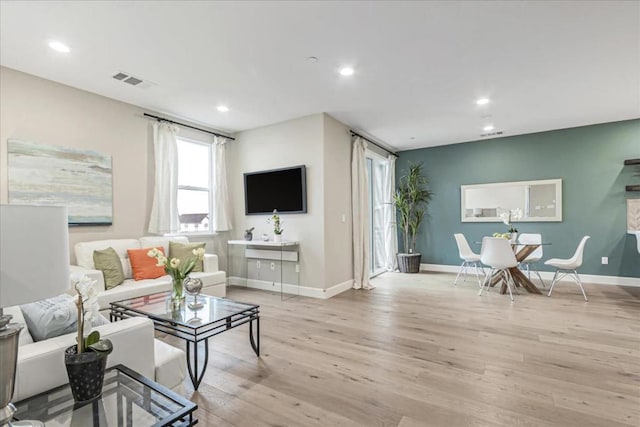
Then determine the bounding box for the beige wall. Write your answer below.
[323,114,353,288]
[229,114,327,288]
[1,67,354,291]
[0,67,227,263]
[229,113,354,290]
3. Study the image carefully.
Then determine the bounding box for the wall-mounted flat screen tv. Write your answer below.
[244,165,307,215]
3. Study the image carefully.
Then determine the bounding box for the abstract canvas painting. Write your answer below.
[8,139,113,225]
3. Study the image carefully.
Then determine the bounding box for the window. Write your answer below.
[176,137,213,233]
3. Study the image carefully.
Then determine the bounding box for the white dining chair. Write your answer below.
[545,236,590,301]
[478,237,518,301]
[517,233,545,287]
[453,233,484,287]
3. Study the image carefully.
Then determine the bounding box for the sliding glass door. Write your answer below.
[367,155,389,277]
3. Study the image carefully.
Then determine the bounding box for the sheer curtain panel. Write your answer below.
[148,122,180,234]
[352,136,373,290]
[383,155,398,271]
[212,136,232,232]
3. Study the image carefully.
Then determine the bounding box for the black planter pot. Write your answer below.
[64,345,109,403]
[397,253,421,273]
[244,232,253,241]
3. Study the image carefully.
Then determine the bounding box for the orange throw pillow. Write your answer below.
[128,247,166,281]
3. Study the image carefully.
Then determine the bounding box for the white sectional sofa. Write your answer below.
[6,306,186,401]
[72,236,226,311]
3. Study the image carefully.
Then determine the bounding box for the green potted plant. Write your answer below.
[393,162,433,273]
[65,274,113,402]
[268,209,284,242]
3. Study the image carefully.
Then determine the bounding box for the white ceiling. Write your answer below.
[1,1,639,151]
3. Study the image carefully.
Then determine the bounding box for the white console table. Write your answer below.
[227,240,300,300]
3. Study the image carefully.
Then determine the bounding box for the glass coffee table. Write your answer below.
[110,292,260,390]
[13,364,197,426]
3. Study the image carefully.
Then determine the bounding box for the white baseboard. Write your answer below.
[227,277,354,299]
[420,263,640,287]
[321,280,354,299]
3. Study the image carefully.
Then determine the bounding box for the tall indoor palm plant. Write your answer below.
[393,162,433,273]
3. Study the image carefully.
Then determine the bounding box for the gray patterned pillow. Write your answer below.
[19,294,108,342]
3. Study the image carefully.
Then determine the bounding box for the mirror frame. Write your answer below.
[460,178,562,222]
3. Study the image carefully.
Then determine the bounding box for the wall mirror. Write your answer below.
[461,179,562,222]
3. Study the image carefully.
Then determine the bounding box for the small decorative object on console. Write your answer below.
[65,274,114,403]
[244,227,255,241]
[269,209,284,242]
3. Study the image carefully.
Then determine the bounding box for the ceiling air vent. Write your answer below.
[124,76,143,86]
[112,72,155,88]
[480,131,504,138]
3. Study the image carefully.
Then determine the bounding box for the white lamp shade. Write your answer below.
[0,205,70,307]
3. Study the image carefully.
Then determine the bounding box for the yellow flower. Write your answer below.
[192,247,205,259]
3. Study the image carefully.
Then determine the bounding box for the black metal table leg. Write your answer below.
[249,316,260,357]
[186,338,209,390]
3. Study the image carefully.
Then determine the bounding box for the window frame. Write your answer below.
[175,136,215,236]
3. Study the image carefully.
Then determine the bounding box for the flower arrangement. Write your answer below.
[268,209,283,235]
[499,208,522,233]
[71,274,112,355]
[147,247,206,283]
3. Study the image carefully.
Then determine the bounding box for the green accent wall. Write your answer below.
[396,119,640,278]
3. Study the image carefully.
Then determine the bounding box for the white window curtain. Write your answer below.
[148,122,180,234]
[212,136,232,232]
[382,155,398,271]
[352,136,373,290]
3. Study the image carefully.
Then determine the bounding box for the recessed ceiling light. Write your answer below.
[476,98,490,106]
[217,105,229,113]
[483,125,495,132]
[410,137,415,140]
[339,67,355,76]
[48,40,70,53]
[307,56,319,62]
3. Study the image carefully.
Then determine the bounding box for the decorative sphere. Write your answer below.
[184,277,203,296]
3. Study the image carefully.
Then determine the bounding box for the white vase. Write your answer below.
[509,233,518,244]
[273,234,282,243]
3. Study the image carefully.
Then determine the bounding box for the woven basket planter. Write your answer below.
[397,253,421,273]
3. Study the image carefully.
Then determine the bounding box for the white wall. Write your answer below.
[0,67,227,263]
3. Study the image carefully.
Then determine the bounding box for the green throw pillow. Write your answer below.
[169,241,205,272]
[93,247,125,290]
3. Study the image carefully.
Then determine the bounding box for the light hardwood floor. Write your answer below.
[162,272,640,427]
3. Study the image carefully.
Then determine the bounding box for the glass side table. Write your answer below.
[13,364,197,427]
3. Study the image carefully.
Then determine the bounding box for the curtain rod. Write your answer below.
[143,113,235,140]
[350,131,398,158]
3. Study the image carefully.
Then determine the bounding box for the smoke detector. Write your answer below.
[112,71,155,88]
